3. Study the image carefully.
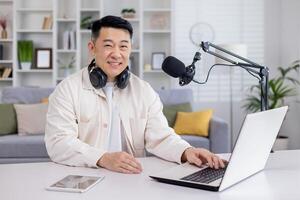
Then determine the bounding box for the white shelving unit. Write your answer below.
[0,0,172,90]
[141,0,172,89]
[0,0,14,89]
[13,0,54,87]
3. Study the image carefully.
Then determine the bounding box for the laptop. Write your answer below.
[150,106,288,192]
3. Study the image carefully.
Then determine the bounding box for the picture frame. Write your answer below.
[151,52,165,70]
[35,48,52,69]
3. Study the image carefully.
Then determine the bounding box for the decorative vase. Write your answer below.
[20,62,31,70]
[1,29,8,39]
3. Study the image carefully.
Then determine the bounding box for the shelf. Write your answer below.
[80,30,91,34]
[57,18,77,22]
[17,29,53,33]
[0,78,13,81]
[57,49,77,53]
[143,9,171,12]
[143,30,171,33]
[0,60,13,64]
[123,18,140,22]
[0,0,13,3]
[16,69,53,73]
[16,8,53,12]
[0,39,13,43]
[80,8,100,12]
[144,70,164,73]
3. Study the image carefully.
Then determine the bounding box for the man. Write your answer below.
[45,15,225,174]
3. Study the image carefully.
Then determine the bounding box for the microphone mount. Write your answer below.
[200,41,269,111]
[179,51,201,86]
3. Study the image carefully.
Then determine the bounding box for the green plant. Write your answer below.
[58,56,76,69]
[243,60,300,112]
[80,16,93,29]
[121,8,136,14]
[121,8,136,18]
[17,40,33,63]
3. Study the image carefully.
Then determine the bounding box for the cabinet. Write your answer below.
[0,0,172,91]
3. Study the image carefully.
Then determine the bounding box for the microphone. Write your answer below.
[162,52,201,86]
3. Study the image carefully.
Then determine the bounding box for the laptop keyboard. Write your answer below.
[180,165,227,184]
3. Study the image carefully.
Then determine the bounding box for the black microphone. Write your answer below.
[162,52,201,86]
[162,56,186,78]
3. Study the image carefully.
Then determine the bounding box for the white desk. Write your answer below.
[1,150,300,200]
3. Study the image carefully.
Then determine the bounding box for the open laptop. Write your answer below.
[150,106,288,192]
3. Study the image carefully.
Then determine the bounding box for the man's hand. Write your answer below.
[181,147,226,169]
[97,152,142,174]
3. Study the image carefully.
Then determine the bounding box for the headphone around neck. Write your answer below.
[88,59,130,89]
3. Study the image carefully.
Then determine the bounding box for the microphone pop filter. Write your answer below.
[162,56,186,78]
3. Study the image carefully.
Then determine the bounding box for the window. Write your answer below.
[174,0,265,102]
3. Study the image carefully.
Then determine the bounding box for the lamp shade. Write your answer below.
[215,44,247,65]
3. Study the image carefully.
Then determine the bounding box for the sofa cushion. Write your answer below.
[14,103,48,135]
[157,89,193,105]
[1,87,54,104]
[162,103,192,127]
[0,134,48,158]
[0,104,17,135]
[173,109,213,137]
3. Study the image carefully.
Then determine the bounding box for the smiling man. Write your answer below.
[45,15,225,174]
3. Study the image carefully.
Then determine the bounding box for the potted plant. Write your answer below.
[121,8,136,18]
[58,56,76,77]
[243,60,300,150]
[0,15,8,39]
[17,40,33,70]
[80,16,93,30]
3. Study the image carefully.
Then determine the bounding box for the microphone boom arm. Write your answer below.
[201,41,269,111]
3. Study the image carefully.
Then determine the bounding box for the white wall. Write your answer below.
[264,0,300,149]
[173,0,264,149]
[173,0,300,150]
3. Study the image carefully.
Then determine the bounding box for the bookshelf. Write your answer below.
[0,0,173,90]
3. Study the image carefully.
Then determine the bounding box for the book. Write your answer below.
[1,68,12,78]
[63,31,69,50]
[69,31,76,50]
[0,44,3,60]
[42,16,53,30]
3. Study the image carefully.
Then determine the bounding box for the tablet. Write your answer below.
[46,175,104,193]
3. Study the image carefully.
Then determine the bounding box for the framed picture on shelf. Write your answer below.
[35,48,52,69]
[152,52,165,70]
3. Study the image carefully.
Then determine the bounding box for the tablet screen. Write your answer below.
[49,175,103,191]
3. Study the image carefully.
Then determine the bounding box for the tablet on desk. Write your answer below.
[46,175,104,193]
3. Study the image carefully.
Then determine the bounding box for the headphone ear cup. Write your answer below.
[116,67,130,89]
[89,68,107,89]
[88,59,107,89]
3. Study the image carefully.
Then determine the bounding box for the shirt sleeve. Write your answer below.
[44,79,105,168]
[144,85,191,164]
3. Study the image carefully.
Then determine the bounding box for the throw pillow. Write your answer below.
[173,109,213,137]
[14,103,48,136]
[162,103,192,127]
[41,97,49,104]
[0,104,17,135]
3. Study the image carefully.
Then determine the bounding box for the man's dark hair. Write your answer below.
[91,15,133,41]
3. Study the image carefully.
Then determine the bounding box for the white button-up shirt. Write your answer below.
[45,68,191,168]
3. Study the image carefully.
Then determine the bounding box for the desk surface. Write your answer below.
[1,150,300,200]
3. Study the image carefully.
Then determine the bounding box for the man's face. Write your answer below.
[88,27,131,82]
